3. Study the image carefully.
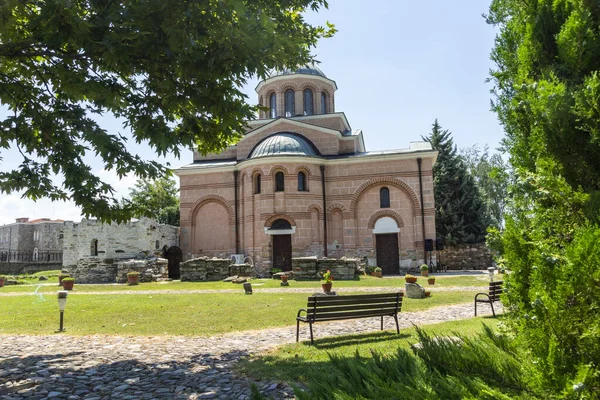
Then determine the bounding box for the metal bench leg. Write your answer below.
[394,314,399,334]
[309,322,314,345]
[490,301,496,317]
[381,315,384,330]
[474,299,478,317]
[296,320,300,342]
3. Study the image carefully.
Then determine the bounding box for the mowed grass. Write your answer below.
[0,290,477,336]
[236,317,503,384]
[0,273,494,293]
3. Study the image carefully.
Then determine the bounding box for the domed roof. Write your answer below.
[249,133,319,159]
[267,64,327,79]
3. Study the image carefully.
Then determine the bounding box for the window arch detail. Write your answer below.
[284,89,295,117]
[303,89,314,115]
[298,171,307,191]
[254,173,262,194]
[275,171,285,192]
[380,187,390,208]
[269,92,277,118]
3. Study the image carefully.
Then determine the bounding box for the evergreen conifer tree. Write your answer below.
[423,120,489,243]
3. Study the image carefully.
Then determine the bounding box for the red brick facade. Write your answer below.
[176,67,437,274]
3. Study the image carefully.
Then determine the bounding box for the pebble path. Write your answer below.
[0,299,502,400]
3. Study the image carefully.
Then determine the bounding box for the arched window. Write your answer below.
[298,171,307,191]
[380,187,390,208]
[269,93,277,118]
[254,174,261,194]
[303,89,314,115]
[275,171,285,192]
[90,239,98,256]
[321,92,327,114]
[285,89,295,117]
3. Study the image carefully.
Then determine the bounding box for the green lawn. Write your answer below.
[0,273,493,293]
[0,290,477,336]
[236,317,503,384]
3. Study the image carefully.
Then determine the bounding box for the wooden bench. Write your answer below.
[474,281,503,317]
[296,292,403,344]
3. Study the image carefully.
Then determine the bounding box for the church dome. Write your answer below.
[267,64,327,79]
[249,133,319,159]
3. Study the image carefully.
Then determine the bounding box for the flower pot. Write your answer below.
[62,280,74,290]
[128,275,139,285]
[322,283,333,293]
[427,279,435,285]
[405,277,418,284]
[281,275,288,283]
[0,278,4,288]
[425,291,431,297]
[371,271,382,278]
[421,271,429,277]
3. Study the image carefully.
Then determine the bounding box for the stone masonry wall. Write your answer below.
[292,257,359,280]
[442,243,493,270]
[62,218,178,267]
[180,257,254,282]
[65,257,168,284]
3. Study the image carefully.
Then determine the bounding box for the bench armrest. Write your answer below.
[475,293,491,301]
[297,308,308,318]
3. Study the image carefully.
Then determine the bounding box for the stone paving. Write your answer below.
[0,285,502,400]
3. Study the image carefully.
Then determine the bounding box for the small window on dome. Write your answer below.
[285,89,295,117]
[321,92,327,114]
[275,172,285,192]
[380,187,390,208]
[303,89,314,116]
[269,93,276,118]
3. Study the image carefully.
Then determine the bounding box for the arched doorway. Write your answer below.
[163,246,182,279]
[268,219,294,271]
[374,217,400,275]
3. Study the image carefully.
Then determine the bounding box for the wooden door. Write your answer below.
[272,234,292,271]
[376,233,399,275]
[164,246,182,279]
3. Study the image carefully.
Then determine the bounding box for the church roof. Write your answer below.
[267,64,327,79]
[249,133,319,159]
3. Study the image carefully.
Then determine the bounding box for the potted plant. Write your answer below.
[427,276,436,285]
[0,276,4,288]
[405,274,418,284]
[321,270,334,293]
[127,271,140,285]
[420,264,429,277]
[280,274,289,283]
[371,267,382,278]
[425,290,432,297]
[58,273,71,287]
[61,277,75,290]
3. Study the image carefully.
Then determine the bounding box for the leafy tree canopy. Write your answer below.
[0,0,335,222]
[423,120,489,244]
[123,176,179,226]
[460,145,511,228]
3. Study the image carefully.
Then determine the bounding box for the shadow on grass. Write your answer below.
[307,330,411,350]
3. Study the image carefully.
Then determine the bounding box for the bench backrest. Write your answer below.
[306,292,403,322]
[488,281,503,302]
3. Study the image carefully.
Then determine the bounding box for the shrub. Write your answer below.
[420,264,429,271]
[61,277,75,283]
[127,271,140,277]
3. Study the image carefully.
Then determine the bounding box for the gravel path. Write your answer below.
[0,302,502,400]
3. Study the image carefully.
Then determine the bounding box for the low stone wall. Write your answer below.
[115,259,167,283]
[292,257,359,280]
[0,262,62,275]
[180,257,254,282]
[65,257,168,283]
[442,243,493,270]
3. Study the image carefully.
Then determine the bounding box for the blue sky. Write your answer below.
[0,0,503,225]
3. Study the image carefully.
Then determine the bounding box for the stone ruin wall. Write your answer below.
[441,243,493,270]
[64,257,168,284]
[292,257,359,280]
[62,218,179,267]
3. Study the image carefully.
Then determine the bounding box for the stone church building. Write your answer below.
[175,66,437,275]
